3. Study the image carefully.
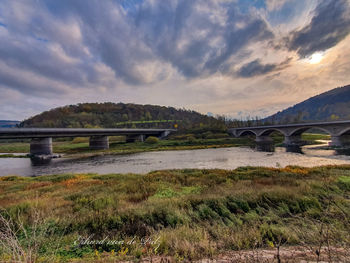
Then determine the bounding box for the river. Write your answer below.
[1,143,350,176]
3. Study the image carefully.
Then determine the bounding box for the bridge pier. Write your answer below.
[330,135,350,147]
[283,135,304,146]
[159,130,171,139]
[30,137,53,155]
[126,135,145,143]
[255,136,273,143]
[330,136,342,147]
[283,135,304,153]
[89,136,109,150]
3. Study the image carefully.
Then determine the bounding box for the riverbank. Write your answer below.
[0,165,349,262]
[0,133,330,158]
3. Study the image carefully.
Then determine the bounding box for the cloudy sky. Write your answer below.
[1,0,350,121]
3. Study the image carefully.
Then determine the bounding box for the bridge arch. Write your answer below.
[331,127,350,147]
[338,127,350,136]
[229,121,350,148]
[257,128,287,137]
[237,130,257,137]
[288,126,333,137]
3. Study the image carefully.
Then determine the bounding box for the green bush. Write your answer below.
[71,137,89,143]
[154,187,178,198]
[145,136,159,144]
[187,136,196,143]
[34,173,76,183]
[338,176,350,190]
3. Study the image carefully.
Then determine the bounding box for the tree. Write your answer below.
[145,111,152,121]
[122,114,129,121]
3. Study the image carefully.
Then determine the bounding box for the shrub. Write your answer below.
[154,188,178,198]
[35,174,76,183]
[337,176,350,190]
[206,133,229,139]
[145,136,159,144]
[187,136,196,143]
[71,137,89,143]
[203,131,213,138]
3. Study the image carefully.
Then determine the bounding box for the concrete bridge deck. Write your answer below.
[0,128,176,155]
[229,120,350,147]
[0,128,175,139]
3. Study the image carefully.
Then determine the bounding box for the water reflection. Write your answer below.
[335,148,350,156]
[255,142,303,154]
[255,141,275,152]
[2,144,350,176]
[285,145,303,154]
[255,139,350,156]
[30,156,52,166]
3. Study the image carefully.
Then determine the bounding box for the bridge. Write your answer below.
[229,120,350,147]
[0,128,175,156]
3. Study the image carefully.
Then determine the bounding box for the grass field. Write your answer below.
[0,165,349,262]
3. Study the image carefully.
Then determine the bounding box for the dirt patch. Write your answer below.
[121,246,349,263]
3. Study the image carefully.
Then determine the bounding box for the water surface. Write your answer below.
[1,144,350,176]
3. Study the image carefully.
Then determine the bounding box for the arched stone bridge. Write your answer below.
[228,120,350,147]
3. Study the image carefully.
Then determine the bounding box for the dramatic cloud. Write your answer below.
[237,58,292,78]
[0,0,350,120]
[287,0,350,57]
[237,59,277,78]
[0,0,274,87]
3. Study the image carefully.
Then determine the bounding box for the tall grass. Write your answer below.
[0,166,349,261]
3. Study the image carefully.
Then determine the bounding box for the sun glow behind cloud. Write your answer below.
[307,52,325,64]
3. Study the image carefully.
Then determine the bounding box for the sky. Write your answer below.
[1,0,350,121]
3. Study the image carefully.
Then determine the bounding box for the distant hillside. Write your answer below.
[266,85,350,123]
[0,120,20,128]
[20,102,225,131]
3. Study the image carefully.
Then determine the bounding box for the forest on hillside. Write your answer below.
[19,103,227,131]
[265,84,350,124]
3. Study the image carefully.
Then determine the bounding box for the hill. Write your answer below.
[19,102,225,131]
[0,120,20,128]
[266,84,350,123]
